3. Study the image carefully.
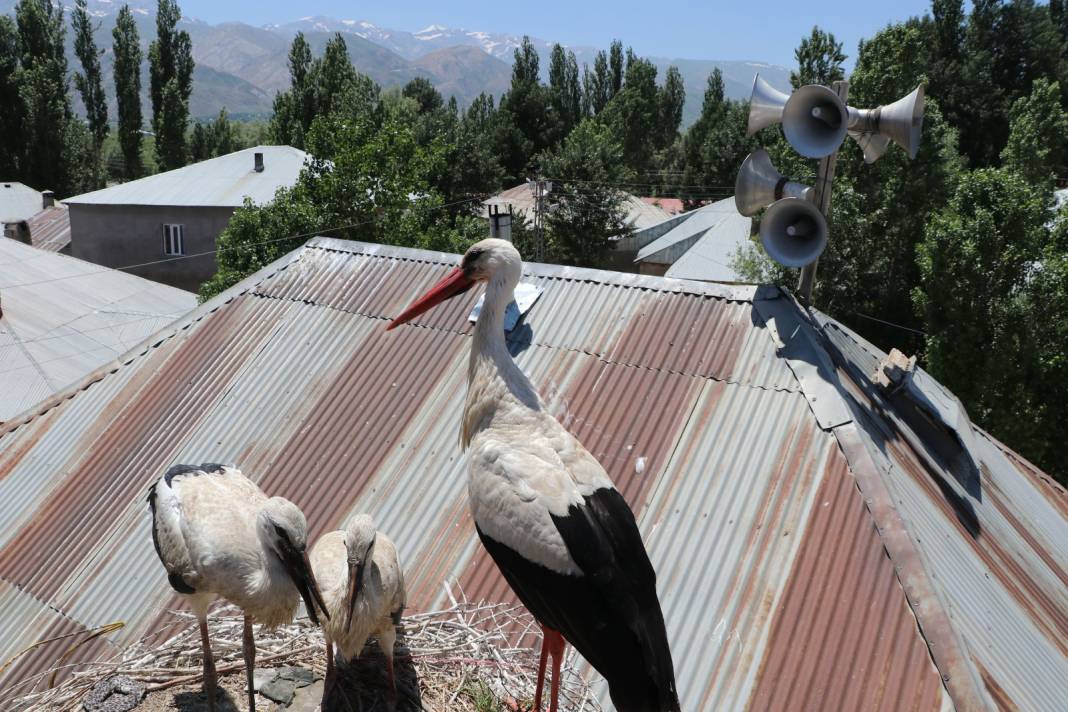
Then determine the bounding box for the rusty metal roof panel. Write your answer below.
[2,238,1064,711]
[25,204,70,252]
[815,310,1068,712]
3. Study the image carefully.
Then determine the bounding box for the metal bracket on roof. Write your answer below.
[754,295,852,430]
[468,282,543,332]
[872,348,980,456]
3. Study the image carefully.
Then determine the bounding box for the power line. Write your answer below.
[848,311,927,336]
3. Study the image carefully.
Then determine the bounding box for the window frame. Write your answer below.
[163,223,185,256]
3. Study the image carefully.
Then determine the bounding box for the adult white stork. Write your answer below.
[311,514,406,708]
[147,463,329,712]
[386,239,680,712]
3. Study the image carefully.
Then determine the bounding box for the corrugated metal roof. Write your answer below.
[0,239,197,421]
[24,205,70,252]
[0,183,42,224]
[0,238,1064,711]
[635,197,753,283]
[64,146,308,207]
[484,183,671,231]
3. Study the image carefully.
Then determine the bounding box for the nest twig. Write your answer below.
[2,590,602,712]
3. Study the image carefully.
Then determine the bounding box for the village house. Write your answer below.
[64,146,308,292]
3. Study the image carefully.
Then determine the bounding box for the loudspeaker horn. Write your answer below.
[760,197,828,268]
[847,85,925,162]
[734,149,816,217]
[781,84,849,158]
[746,74,790,136]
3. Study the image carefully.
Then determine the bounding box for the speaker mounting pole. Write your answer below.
[798,79,849,307]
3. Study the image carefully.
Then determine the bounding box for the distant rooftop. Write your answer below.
[484,182,671,231]
[635,197,752,282]
[0,239,196,421]
[64,146,309,208]
[24,204,71,253]
[0,182,44,223]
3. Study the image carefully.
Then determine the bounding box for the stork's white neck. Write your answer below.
[462,271,540,448]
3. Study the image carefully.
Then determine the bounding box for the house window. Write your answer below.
[163,224,185,256]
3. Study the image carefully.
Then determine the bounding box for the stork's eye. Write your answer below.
[463,249,484,268]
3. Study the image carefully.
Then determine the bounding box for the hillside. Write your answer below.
[1,2,791,123]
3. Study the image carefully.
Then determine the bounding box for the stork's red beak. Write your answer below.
[386,267,474,330]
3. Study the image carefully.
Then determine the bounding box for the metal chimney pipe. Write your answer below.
[42,190,55,209]
[254,152,264,173]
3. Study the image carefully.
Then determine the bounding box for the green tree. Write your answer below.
[189,121,211,162]
[0,17,20,179]
[269,32,313,147]
[790,26,845,88]
[601,52,660,176]
[585,49,612,115]
[494,36,550,182]
[608,40,624,96]
[915,168,1066,484]
[72,0,108,187]
[657,65,685,150]
[540,119,633,266]
[15,0,82,195]
[1001,78,1068,185]
[112,4,143,179]
[211,107,235,156]
[201,105,479,300]
[149,0,194,171]
[548,44,582,143]
[402,76,444,114]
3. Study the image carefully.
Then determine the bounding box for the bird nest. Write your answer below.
[3,589,602,712]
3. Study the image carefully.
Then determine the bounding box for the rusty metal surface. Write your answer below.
[816,313,1068,712]
[25,204,71,252]
[750,445,947,712]
[1,238,1064,710]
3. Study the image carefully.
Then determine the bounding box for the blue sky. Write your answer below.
[178,0,936,67]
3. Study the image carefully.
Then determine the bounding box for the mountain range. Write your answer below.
[0,1,791,126]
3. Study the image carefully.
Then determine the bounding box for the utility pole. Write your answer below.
[797,80,849,306]
[529,175,551,262]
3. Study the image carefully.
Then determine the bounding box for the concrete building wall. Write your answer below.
[69,204,234,292]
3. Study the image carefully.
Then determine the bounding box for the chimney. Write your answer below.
[254,152,264,173]
[489,204,512,242]
[42,190,54,209]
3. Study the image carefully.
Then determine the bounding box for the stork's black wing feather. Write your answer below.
[477,487,680,712]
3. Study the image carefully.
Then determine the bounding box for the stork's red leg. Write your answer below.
[197,614,217,712]
[533,626,551,711]
[545,630,566,712]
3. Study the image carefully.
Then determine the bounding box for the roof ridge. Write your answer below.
[755,291,995,711]
[306,237,769,301]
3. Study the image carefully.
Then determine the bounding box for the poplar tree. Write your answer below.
[72,0,108,187]
[548,44,581,143]
[0,17,20,178]
[149,0,194,171]
[15,0,79,194]
[113,4,143,179]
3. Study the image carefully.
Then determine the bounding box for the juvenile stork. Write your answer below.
[386,239,680,712]
[147,463,328,712]
[310,514,406,707]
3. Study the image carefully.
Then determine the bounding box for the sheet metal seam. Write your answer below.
[0,573,84,635]
[243,290,802,394]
